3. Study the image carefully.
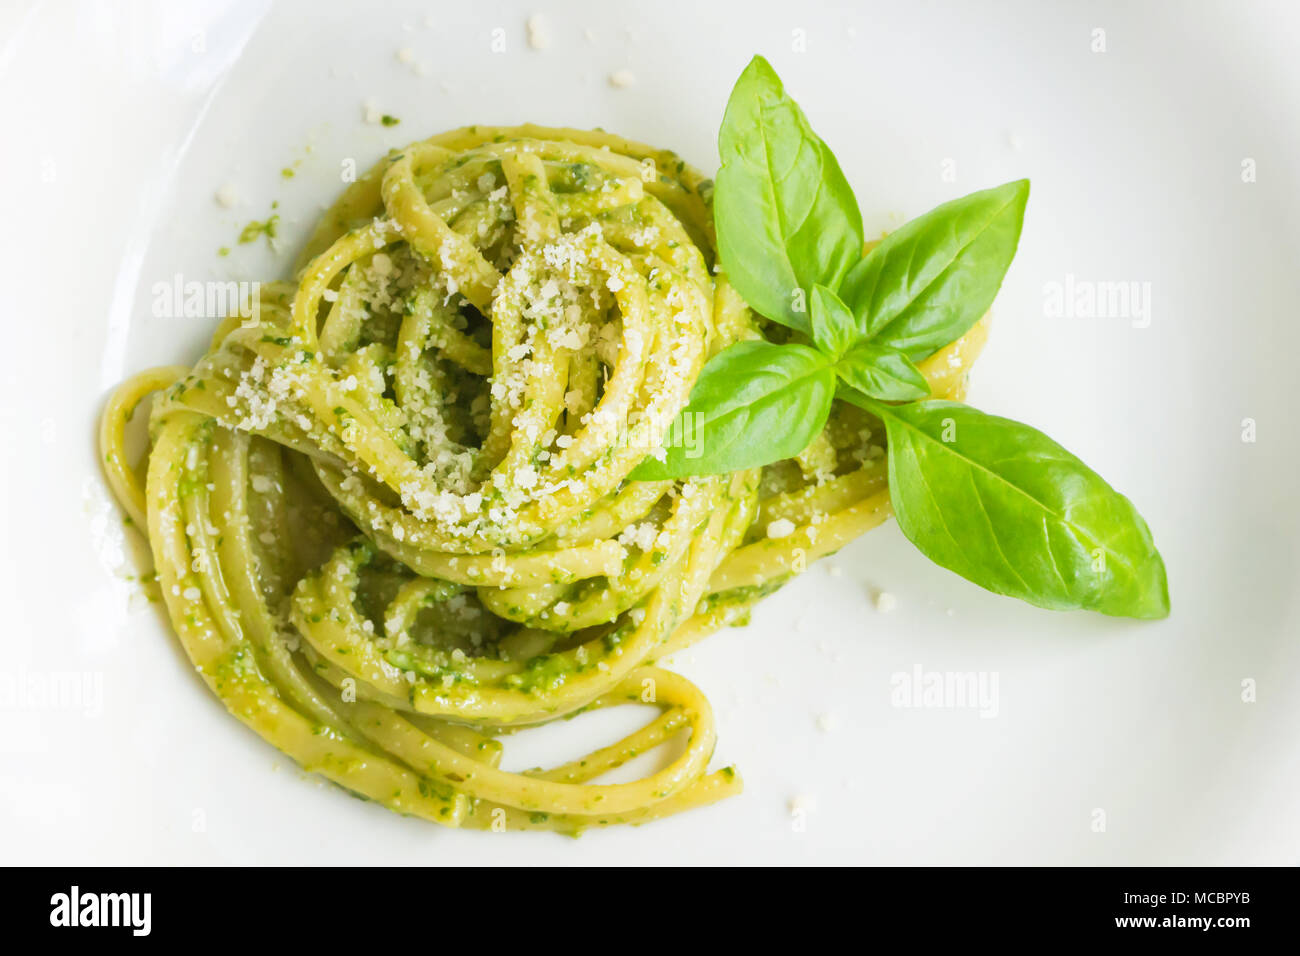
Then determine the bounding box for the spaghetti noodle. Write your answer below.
[101,125,986,832]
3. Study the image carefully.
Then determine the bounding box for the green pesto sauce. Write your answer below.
[239,214,280,246]
[505,653,582,694]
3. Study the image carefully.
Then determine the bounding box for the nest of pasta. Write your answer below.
[102,126,985,831]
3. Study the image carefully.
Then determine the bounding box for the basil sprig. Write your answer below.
[635,55,1169,619]
[813,285,929,401]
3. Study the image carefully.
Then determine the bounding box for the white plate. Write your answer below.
[2,0,1297,865]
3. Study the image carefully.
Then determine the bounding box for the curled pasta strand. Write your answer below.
[100,125,985,833]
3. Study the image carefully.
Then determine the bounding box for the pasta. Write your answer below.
[101,125,986,832]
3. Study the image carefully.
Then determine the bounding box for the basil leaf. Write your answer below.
[715,56,863,335]
[810,284,857,359]
[836,344,929,401]
[870,399,1169,618]
[840,179,1029,360]
[630,340,835,479]
[817,285,928,400]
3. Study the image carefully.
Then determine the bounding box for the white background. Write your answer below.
[1,0,1297,864]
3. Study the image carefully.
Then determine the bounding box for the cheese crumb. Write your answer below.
[766,518,796,540]
[789,793,816,814]
[817,713,839,733]
[874,590,898,613]
[526,14,550,49]
[608,69,636,88]
[214,183,240,208]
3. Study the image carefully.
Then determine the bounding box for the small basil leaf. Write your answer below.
[835,344,929,401]
[840,179,1029,360]
[810,285,858,359]
[715,56,863,335]
[871,399,1169,619]
[630,340,835,479]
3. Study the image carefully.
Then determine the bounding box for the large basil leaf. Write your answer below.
[871,399,1169,618]
[715,56,863,335]
[630,340,835,479]
[840,180,1029,360]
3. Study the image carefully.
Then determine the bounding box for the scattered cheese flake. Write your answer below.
[766,518,796,539]
[608,69,636,88]
[526,14,550,49]
[789,794,816,814]
[214,183,240,208]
